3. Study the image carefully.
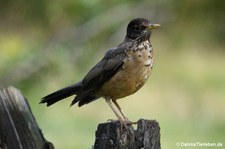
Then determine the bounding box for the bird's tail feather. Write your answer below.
[40,82,82,106]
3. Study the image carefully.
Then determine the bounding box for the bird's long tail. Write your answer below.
[40,82,82,106]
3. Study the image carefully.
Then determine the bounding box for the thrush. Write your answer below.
[40,18,160,123]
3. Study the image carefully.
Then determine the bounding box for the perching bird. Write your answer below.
[40,18,160,124]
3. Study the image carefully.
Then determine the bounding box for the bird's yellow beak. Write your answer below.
[146,23,161,30]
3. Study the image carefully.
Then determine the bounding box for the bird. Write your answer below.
[40,18,160,124]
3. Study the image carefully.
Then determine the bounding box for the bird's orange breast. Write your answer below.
[97,41,153,100]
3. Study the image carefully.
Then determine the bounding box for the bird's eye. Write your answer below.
[134,25,142,31]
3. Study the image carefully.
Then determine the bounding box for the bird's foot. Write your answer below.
[119,119,138,131]
[106,119,137,131]
[106,119,131,130]
[123,117,137,125]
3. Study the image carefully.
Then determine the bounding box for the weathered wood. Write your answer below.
[94,119,161,149]
[0,86,53,149]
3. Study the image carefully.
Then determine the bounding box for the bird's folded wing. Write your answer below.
[72,47,127,106]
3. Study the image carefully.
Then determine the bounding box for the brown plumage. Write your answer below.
[40,18,160,122]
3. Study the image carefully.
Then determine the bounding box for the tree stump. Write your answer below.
[0,86,53,149]
[94,119,161,149]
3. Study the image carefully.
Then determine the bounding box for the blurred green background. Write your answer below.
[1,0,225,148]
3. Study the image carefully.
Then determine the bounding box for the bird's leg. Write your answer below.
[105,99,124,121]
[112,100,137,125]
[112,100,127,121]
[106,99,135,130]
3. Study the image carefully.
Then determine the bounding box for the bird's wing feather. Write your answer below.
[71,46,127,106]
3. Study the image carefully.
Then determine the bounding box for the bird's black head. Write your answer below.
[126,18,160,42]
